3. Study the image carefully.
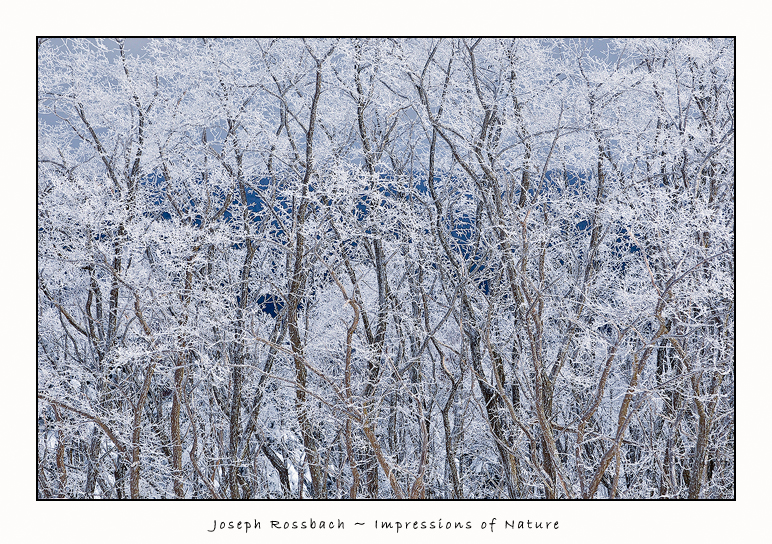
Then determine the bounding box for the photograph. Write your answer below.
[37,37,734,502]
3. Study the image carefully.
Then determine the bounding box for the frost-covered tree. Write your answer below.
[38,38,734,499]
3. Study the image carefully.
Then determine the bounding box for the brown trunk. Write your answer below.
[286,55,325,498]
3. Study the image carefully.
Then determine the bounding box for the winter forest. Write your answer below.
[37,38,734,499]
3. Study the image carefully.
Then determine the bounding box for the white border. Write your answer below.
[13,5,765,542]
